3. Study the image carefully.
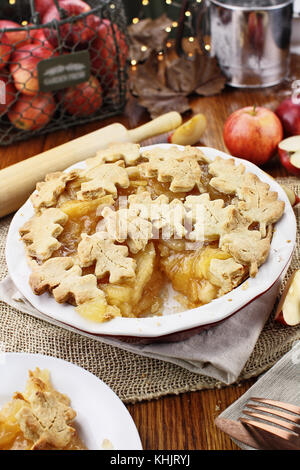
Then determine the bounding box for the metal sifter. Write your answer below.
[209,0,294,87]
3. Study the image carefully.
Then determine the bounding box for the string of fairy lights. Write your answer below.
[7,0,209,66]
[8,0,28,24]
[130,0,209,67]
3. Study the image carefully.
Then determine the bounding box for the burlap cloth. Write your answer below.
[0,177,299,404]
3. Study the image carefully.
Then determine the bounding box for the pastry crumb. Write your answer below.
[101,438,114,450]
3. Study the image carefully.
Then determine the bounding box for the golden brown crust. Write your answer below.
[78,234,137,283]
[30,256,106,305]
[220,221,273,277]
[140,146,208,192]
[86,142,141,168]
[77,161,129,200]
[101,206,153,254]
[237,173,285,237]
[19,208,68,261]
[30,171,78,213]
[209,157,245,194]
[209,258,245,295]
[185,194,238,241]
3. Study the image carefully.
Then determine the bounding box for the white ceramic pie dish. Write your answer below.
[6,144,297,341]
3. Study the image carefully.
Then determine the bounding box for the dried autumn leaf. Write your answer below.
[128,14,172,62]
[166,53,226,96]
[130,48,226,118]
[130,52,190,119]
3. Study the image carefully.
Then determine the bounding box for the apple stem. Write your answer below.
[250,104,257,116]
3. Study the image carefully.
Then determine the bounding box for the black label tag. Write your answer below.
[37,50,91,92]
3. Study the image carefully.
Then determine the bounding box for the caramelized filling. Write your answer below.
[54,196,113,256]
[160,245,232,306]
[0,413,31,450]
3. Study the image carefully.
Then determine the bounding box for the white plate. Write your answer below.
[0,353,142,450]
[6,145,297,338]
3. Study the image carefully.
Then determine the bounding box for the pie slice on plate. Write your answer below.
[0,368,86,450]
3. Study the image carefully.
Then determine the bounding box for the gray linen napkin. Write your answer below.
[217,340,300,449]
[0,275,280,385]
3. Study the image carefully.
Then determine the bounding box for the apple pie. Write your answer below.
[0,368,86,450]
[19,144,285,322]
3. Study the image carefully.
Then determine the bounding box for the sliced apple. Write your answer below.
[168,113,207,146]
[280,184,300,207]
[275,270,300,326]
[290,150,300,169]
[278,135,300,153]
[278,147,300,176]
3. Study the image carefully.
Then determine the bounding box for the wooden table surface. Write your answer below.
[1,54,298,451]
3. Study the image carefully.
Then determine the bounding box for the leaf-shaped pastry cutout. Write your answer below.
[101,206,153,254]
[237,173,285,237]
[29,256,104,305]
[140,146,207,192]
[77,161,129,200]
[86,143,141,169]
[19,208,68,261]
[78,234,136,283]
[31,170,78,213]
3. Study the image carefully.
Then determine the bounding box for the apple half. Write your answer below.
[168,114,207,146]
[280,184,300,207]
[278,135,300,176]
[275,270,300,326]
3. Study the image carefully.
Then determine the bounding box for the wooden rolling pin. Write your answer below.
[0,111,182,217]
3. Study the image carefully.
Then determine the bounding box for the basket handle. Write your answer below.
[53,0,69,20]
[29,0,68,23]
[29,0,40,25]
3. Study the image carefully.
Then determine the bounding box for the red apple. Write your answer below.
[42,0,99,47]
[34,0,53,17]
[0,72,17,115]
[0,20,32,70]
[275,270,300,326]
[0,30,12,70]
[90,19,128,92]
[223,106,283,165]
[60,74,102,117]
[278,135,300,176]
[275,98,300,137]
[8,92,56,130]
[28,25,53,50]
[10,43,56,95]
[0,20,29,48]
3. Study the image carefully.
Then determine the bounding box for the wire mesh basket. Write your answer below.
[0,0,128,146]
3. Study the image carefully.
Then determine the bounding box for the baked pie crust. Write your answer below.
[19,144,285,322]
[0,368,86,450]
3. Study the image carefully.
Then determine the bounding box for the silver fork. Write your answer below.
[240,397,300,450]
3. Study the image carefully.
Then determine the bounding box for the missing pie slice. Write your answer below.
[0,368,86,450]
[19,144,285,322]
